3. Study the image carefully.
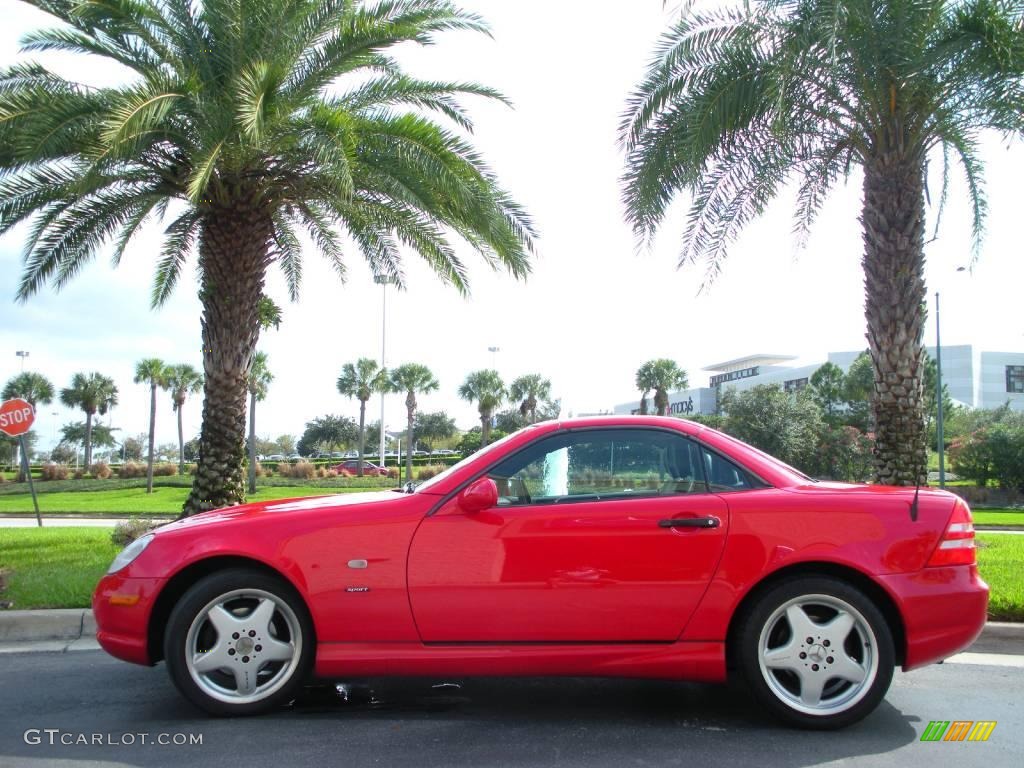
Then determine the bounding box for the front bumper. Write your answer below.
[92,573,165,666]
[879,565,989,670]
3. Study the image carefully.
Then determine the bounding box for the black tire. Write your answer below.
[734,575,895,730]
[164,568,314,716]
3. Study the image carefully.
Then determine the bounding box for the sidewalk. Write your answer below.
[0,608,1020,656]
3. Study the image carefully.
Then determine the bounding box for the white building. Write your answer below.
[612,346,1024,416]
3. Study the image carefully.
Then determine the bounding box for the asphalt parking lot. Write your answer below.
[0,649,1020,768]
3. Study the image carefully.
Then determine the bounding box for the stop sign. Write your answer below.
[0,398,35,437]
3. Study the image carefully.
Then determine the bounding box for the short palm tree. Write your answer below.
[459,370,505,448]
[59,372,118,467]
[337,358,385,477]
[166,364,203,476]
[247,353,273,494]
[2,0,536,514]
[636,360,688,416]
[509,374,552,424]
[3,371,55,480]
[388,363,439,480]
[135,358,169,493]
[622,0,1024,484]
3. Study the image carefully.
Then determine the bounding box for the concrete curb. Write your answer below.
[0,608,1021,650]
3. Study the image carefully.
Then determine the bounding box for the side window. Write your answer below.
[487,429,706,506]
[702,449,754,492]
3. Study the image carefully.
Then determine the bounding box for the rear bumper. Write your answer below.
[92,574,164,666]
[879,565,989,670]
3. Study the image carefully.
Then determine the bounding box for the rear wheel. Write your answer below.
[164,568,313,716]
[735,576,894,729]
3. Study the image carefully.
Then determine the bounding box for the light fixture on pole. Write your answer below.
[16,350,29,371]
[487,346,500,369]
[374,274,397,464]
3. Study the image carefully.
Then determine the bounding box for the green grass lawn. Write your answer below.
[0,484,376,515]
[0,528,119,609]
[977,533,1024,622]
[973,510,1024,527]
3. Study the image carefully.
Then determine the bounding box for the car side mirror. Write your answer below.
[457,477,498,513]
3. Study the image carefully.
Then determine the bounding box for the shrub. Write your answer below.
[153,463,178,476]
[118,462,146,478]
[89,462,112,480]
[415,464,447,481]
[279,460,316,479]
[111,518,158,547]
[386,467,399,480]
[40,463,69,481]
[73,470,85,480]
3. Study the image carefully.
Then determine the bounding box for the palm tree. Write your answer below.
[635,361,656,416]
[2,372,55,480]
[337,358,385,477]
[3,0,536,515]
[636,360,688,416]
[459,370,505,448]
[509,374,552,424]
[166,364,203,476]
[247,353,273,494]
[2,372,55,408]
[59,373,118,468]
[135,359,169,493]
[622,0,1024,484]
[388,364,439,480]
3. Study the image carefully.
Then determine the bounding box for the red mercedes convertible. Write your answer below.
[93,416,987,728]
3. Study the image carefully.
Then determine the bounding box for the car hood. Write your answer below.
[154,490,405,535]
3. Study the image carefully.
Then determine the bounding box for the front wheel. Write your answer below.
[164,569,314,716]
[735,576,895,729]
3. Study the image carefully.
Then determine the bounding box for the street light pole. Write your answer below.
[488,346,500,370]
[935,291,945,489]
[16,350,29,372]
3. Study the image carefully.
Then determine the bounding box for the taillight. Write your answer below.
[926,500,976,567]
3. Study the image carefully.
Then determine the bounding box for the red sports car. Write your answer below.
[93,416,987,728]
[330,460,388,477]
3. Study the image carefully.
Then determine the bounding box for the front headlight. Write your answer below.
[107,533,155,574]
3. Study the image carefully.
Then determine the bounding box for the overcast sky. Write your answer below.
[2,1,1022,451]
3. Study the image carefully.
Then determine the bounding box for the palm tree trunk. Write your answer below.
[183,207,272,516]
[248,390,257,494]
[405,391,416,481]
[146,382,156,493]
[655,389,668,416]
[481,412,491,448]
[357,399,366,477]
[84,411,93,468]
[177,403,186,476]
[862,149,928,486]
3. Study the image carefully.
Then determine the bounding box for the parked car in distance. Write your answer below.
[94,416,987,727]
[265,454,285,461]
[330,460,388,477]
[330,451,344,459]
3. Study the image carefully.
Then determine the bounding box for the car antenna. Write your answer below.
[909,479,920,522]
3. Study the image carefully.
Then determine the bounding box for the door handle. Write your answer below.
[658,516,720,529]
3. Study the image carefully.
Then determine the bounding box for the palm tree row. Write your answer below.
[460,371,554,448]
[635,360,689,417]
[133,360,203,492]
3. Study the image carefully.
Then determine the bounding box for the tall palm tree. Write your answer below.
[2,372,55,480]
[337,358,384,477]
[459,370,505,448]
[3,0,536,515]
[135,358,168,493]
[622,0,1024,484]
[509,374,552,424]
[166,364,203,476]
[59,373,118,468]
[636,360,688,416]
[247,353,273,494]
[388,363,439,480]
